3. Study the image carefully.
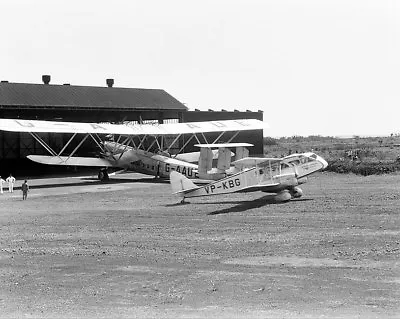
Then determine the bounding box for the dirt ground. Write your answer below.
[0,172,399,318]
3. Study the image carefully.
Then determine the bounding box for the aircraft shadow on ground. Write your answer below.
[205,195,282,215]
[166,196,313,212]
[203,196,314,215]
[18,176,169,190]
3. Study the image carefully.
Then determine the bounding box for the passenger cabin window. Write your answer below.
[288,159,300,165]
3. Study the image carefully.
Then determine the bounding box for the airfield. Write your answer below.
[0,172,399,318]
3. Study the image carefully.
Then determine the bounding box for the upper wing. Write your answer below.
[232,157,282,167]
[0,119,132,134]
[194,142,254,148]
[0,118,267,135]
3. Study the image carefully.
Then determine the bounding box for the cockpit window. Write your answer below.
[310,153,317,159]
[280,163,290,170]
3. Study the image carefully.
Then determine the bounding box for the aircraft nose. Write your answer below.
[319,156,328,169]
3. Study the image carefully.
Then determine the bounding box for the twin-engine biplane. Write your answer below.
[0,118,266,181]
[170,152,328,203]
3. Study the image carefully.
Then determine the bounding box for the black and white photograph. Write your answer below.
[0,1,399,318]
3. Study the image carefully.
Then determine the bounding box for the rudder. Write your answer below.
[170,171,199,195]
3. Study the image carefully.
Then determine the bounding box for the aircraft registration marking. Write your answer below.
[184,120,251,129]
[204,178,241,194]
[165,163,199,178]
[14,119,108,131]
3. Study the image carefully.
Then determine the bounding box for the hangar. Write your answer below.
[0,76,263,176]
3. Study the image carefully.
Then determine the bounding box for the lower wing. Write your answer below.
[27,155,118,167]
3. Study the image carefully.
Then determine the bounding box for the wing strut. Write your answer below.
[57,132,77,156]
[212,131,226,144]
[226,131,241,143]
[66,134,90,161]
[174,134,196,157]
[165,134,181,153]
[137,135,148,150]
[30,132,58,157]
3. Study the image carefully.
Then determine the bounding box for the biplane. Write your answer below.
[0,118,266,180]
[170,152,328,203]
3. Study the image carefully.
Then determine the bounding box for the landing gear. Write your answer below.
[274,190,292,203]
[289,186,303,198]
[98,168,109,182]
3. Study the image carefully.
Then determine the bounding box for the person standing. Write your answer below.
[0,176,5,194]
[6,174,16,193]
[21,180,29,200]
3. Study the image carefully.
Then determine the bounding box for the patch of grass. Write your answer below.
[327,159,400,176]
[264,135,400,176]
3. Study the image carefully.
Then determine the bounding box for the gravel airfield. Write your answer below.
[0,172,399,318]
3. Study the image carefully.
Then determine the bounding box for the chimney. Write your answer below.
[106,78,114,87]
[42,75,51,84]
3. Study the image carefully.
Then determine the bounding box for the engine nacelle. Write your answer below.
[290,186,303,198]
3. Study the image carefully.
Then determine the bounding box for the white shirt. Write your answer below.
[6,176,16,184]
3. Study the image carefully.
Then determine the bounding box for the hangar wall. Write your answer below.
[0,78,264,177]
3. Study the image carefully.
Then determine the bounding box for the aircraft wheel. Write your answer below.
[274,190,292,203]
[98,169,109,182]
[290,186,303,198]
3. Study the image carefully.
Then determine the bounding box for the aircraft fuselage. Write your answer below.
[102,142,200,179]
[129,150,199,179]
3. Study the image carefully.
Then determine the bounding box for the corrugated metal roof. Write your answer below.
[0,82,187,110]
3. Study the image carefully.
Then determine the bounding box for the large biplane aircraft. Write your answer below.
[0,118,266,181]
[170,151,328,203]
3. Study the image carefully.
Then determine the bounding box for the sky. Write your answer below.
[1,0,400,137]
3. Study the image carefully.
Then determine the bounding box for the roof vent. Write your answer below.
[42,75,51,85]
[1,80,9,83]
[106,78,114,87]
[63,83,70,86]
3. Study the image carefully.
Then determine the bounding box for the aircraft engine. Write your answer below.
[290,186,303,198]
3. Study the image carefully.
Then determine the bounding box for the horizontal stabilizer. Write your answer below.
[194,143,254,148]
[174,149,221,163]
[27,155,116,167]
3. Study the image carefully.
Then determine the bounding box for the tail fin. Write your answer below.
[170,171,199,195]
[198,147,213,175]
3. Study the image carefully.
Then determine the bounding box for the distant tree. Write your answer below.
[263,137,278,146]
